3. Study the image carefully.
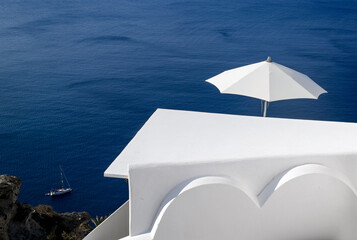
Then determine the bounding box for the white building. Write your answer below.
[84,109,357,240]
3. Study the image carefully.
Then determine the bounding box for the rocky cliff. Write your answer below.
[0,175,90,240]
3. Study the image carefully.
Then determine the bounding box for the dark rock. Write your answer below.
[0,175,91,240]
[0,175,22,240]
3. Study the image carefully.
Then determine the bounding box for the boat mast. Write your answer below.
[59,165,71,188]
[59,165,65,189]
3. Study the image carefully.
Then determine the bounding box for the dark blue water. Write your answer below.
[1,0,357,217]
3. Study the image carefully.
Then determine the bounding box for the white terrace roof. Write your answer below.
[105,109,357,178]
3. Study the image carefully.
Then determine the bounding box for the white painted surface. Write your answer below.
[105,109,357,178]
[102,109,357,240]
[152,171,357,240]
[128,156,357,237]
[83,201,129,240]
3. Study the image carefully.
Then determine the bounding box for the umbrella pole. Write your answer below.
[263,100,268,117]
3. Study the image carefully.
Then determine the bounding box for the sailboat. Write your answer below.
[45,165,72,196]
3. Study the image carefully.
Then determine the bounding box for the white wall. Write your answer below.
[152,172,357,240]
[84,201,129,240]
[128,156,357,239]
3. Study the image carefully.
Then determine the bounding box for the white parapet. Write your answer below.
[101,109,357,240]
[84,201,129,240]
[126,158,357,240]
[148,165,357,240]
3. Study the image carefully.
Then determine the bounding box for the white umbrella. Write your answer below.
[206,57,327,117]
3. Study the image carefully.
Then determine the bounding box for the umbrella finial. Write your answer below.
[266,56,272,62]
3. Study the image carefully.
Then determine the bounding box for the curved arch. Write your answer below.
[150,176,258,238]
[149,164,357,240]
[258,164,357,206]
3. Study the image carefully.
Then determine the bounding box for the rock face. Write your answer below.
[0,175,91,240]
[0,175,22,240]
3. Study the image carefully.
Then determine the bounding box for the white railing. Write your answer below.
[84,201,129,240]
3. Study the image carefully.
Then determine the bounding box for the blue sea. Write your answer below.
[1,0,357,217]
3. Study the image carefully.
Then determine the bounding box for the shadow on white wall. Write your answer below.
[151,164,357,240]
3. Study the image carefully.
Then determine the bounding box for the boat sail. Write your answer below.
[45,165,72,196]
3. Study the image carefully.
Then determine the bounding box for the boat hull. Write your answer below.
[45,188,72,196]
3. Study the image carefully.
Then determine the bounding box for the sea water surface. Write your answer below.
[1,0,357,217]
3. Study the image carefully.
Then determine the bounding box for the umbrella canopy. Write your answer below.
[206,57,327,116]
